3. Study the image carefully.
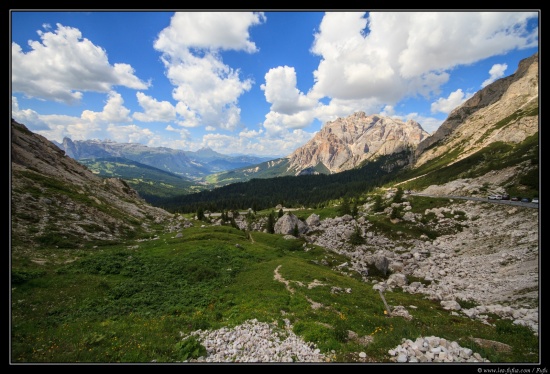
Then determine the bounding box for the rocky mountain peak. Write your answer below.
[286,112,429,174]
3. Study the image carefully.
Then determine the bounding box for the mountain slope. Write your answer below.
[414,52,538,167]
[77,157,208,202]
[11,119,173,250]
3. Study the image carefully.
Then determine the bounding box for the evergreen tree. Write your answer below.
[267,211,275,234]
[339,197,351,216]
[349,225,365,245]
[372,195,384,212]
[392,187,404,204]
[390,206,401,220]
[278,208,284,218]
[197,207,204,221]
[292,223,299,237]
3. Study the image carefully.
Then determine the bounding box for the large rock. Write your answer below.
[274,213,308,236]
[306,213,320,227]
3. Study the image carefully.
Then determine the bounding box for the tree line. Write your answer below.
[155,151,411,214]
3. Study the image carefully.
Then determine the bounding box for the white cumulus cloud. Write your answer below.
[481,63,508,88]
[11,23,149,104]
[305,11,538,127]
[154,12,264,131]
[261,66,317,115]
[133,92,176,122]
[431,89,474,115]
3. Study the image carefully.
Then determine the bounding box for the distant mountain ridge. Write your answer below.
[55,138,272,180]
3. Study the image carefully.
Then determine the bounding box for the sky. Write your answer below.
[11,10,539,158]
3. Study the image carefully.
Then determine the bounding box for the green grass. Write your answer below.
[11,223,539,363]
[390,133,539,197]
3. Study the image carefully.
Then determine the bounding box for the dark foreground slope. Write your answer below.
[11,119,173,251]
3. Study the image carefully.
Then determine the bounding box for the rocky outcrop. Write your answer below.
[286,112,429,175]
[415,52,539,167]
[303,195,538,335]
[388,336,490,363]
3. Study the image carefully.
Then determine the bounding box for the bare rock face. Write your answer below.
[286,112,429,174]
[415,52,539,167]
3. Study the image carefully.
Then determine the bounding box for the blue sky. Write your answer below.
[11,11,539,158]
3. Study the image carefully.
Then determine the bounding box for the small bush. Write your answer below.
[11,269,47,284]
[348,225,365,245]
[333,320,349,343]
[175,336,207,361]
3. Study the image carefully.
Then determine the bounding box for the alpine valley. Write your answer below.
[11,52,540,364]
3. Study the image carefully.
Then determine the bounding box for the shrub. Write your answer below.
[348,225,365,245]
[333,320,349,343]
[175,336,207,361]
[11,269,47,284]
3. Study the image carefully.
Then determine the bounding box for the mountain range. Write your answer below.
[207,114,429,185]
[54,138,273,180]
[46,52,539,196]
[11,51,538,242]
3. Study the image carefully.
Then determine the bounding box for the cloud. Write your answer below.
[154,12,265,54]
[379,104,443,134]
[200,127,314,157]
[308,11,538,114]
[12,93,154,144]
[481,63,508,88]
[262,110,318,137]
[133,92,176,122]
[431,89,474,115]
[81,91,132,123]
[154,12,264,131]
[239,128,263,138]
[103,123,156,144]
[261,66,317,115]
[11,23,149,104]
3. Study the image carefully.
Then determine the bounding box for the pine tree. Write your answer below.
[197,207,204,221]
[292,223,299,237]
[393,187,404,204]
[278,208,284,218]
[267,211,275,234]
[372,195,384,212]
[339,197,351,216]
[349,225,365,245]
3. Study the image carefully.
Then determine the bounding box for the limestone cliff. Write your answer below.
[287,112,429,175]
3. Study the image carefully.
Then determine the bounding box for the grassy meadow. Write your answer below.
[11,211,539,363]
